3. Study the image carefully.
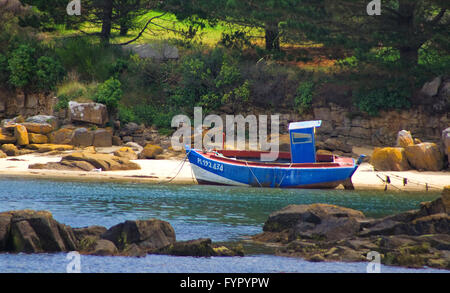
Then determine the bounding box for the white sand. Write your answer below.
[0,154,449,191]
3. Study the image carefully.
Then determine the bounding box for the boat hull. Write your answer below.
[186,147,359,189]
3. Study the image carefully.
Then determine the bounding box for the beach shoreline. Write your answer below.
[0,154,449,191]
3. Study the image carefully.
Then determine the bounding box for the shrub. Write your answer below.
[118,105,139,124]
[8,44,36,88]
[0,54,9,84]
[294,81,315,114]
[36,56,65,91]
[94,77,123,112]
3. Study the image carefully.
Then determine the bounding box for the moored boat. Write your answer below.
[186,120,364,189]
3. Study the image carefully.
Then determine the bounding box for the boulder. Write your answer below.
[0,128,16,144]
[112,136,122,146]
[0,213,12,250]
[263,203,365,241]
[370,147,410,171]
[60,160,96,171]
[1,210,78,253]
[48,128,74,144]
[404,143,444,171]
[21,122,53,135]
[28,133,48,144]
[443,127,450,165]
[1,144,19,156]
[101,219,176,252]
[396,130,414,148]
[26,144,74,153]
[0,150,6,158]
[420,76,442,97]
[69,102,108,125]
[92,129,112,147]
[139,144,163,159]
[14,124,29,145]
[89,239,118,256]
[125,142,143,154]
[25,115,58,129]
[62,152,141,171]
[71,128,94,147]
[155,238,216,257]
[113,147,138,160]
[73,226,108,243]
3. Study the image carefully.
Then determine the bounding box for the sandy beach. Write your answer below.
[0,150,449,191]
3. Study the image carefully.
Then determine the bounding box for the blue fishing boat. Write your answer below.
[186,120,364,189]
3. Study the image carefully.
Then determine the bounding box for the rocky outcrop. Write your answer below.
[92,129,112,147]
[370,147,410,171]
[14,124,29,146]
[102,219,176,252]
[396,130,414,148]
[28,133,48,144]
[26,144,74,153]
[21,122,54,135]
[1,144,19,156]
[0,212,243,258]
[48,128,74,144]
[0,128,16,144]
[253,186,450,269]
[71,128,94,147]
[68,102,108,126]
[404,143,444,171]
[139,144,164,159]
[113,147,138,160]
[0,210,77,253]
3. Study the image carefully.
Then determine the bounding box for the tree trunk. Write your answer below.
[399,46,419,66]
[264,23,280,52]
[100,0,113,44]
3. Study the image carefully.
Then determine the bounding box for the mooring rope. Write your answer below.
[156,149,192,185]
[245,161,263,187]
[277,163,293,187]
[372,166,441,191]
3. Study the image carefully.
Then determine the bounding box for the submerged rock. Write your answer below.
[254,186,450,269]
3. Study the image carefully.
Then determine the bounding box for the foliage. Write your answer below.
[7,44,36,88]
[294,81,314,114]
[36,56,65,91]
[354,79,411,117]
[94,77,123,111]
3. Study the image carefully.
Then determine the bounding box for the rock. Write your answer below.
[71,128,94,147]
[69,101,108,126]
[323,138,353,153]
[125,142,143,154]
[443,127,450,165]
[14,124,29,145]
[139,144,164,159]
[2,210,77,253]
[21,122,54,135]
[28,133,48,144]
[370,147,410,171]
[89,239,118,256]
[404,143,444,171]
[263,204,365,241]
[0,128,16,144]
[1,144,19,156]
[73,226,108,243]
[114,147,138,160]
[48,128,74,144]
[0,150,6,158]
[26,144,74,153]
[396,130,414,148]
[121,243,147,257]
[156,238,216,257]
[93,129,112,147]
[0,213,12,250]
[101,219,176,252]
[25,115,58,129]
[112,136,122,146]
[62,152,141,171]
[420,76,442,97]
[60,160,96,171]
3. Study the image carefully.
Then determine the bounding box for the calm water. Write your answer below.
[0,178,447,273]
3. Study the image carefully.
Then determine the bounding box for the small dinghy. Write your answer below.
[186,120,364,189]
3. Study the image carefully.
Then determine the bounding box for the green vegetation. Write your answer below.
[0,0,448,133]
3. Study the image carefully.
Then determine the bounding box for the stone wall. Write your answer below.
[277,104,449,147]
[0,89,56,119]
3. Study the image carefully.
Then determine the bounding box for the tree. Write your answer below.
[316,0,450,67]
